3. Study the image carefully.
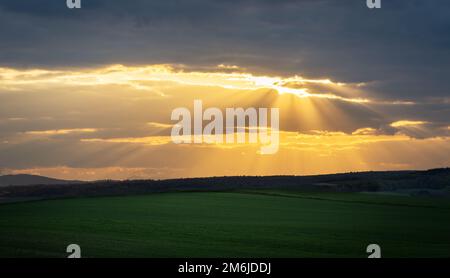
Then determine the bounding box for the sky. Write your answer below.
[0,0,449,180]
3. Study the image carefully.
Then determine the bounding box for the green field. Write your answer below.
[1,191,450,258]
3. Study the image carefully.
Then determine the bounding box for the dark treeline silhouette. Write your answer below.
[0,168,449,201]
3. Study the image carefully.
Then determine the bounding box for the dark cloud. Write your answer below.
[0,0,449,102]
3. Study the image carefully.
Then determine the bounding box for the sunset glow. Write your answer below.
[0,65,448,180]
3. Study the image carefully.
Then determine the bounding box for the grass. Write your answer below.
[0,191,449,258]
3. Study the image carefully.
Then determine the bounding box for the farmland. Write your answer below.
[1,190,449,258]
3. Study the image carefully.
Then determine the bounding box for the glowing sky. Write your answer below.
[0,64,448,180]
[0,0,449,180]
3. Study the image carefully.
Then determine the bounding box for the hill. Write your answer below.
[0,169,449,257]
[0,168,448,202]
[0,174,80,187]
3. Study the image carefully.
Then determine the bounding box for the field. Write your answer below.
[0,190,450,258]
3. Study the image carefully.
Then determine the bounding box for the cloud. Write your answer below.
[81,136,172,146]
[2,131,449,180]
[0,1,449,178]
[0,64,448,140]
[352,127,378,136]
[25,128,98,135]
[217,64,242,70]
[390,120,429,128]
[0,0,449,102]
[147,122,173,129]
[0,65,372,103]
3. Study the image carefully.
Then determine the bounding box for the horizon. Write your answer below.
[1,167,449,182]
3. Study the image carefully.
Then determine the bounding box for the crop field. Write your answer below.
[0,191,449,258]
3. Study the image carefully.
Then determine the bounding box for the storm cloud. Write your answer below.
[0,0,449,100]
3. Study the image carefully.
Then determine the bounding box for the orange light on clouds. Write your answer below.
[0,64,448,180]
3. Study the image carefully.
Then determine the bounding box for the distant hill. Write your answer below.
[0,168,448,201]
[0,174,80,187]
